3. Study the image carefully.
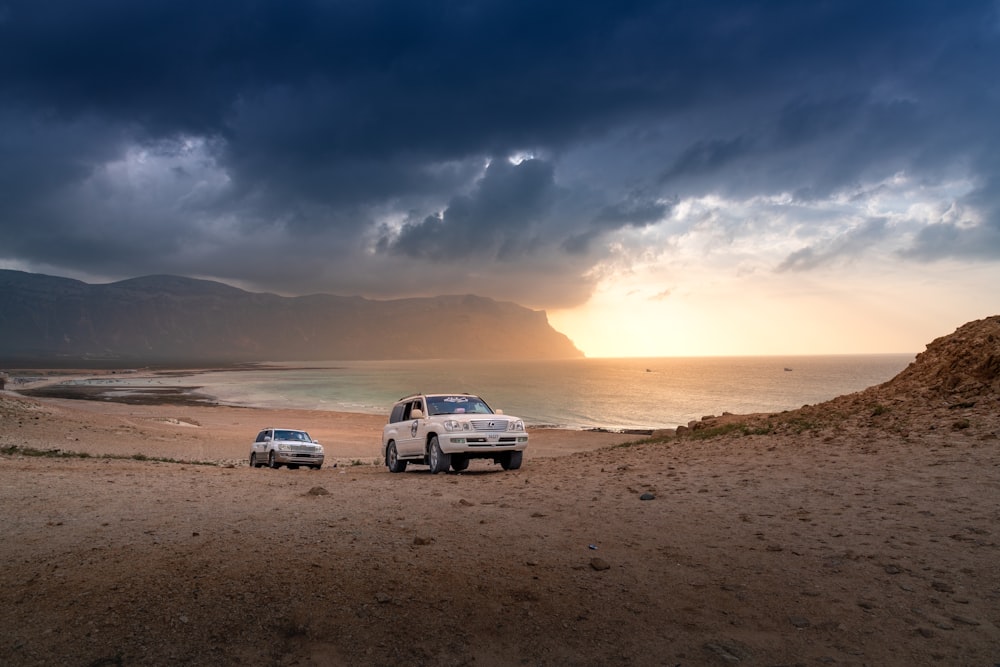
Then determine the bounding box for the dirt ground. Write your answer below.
[1,348,999,666]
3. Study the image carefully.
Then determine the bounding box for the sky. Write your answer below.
[1,1,999,357]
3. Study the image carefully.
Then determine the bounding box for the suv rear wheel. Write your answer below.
[386,441,407,473]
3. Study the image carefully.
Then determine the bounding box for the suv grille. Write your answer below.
[470,419,508,432]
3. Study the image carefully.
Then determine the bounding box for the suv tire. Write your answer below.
[386,441,407,473]
[500,450,523,471]
[427,436,451,474]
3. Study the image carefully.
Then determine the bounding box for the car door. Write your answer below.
[251,429,266,462]
[396,399,425,457]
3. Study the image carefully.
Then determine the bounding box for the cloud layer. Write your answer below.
[1,0,998,310]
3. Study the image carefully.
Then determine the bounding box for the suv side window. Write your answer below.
[255,430,267,443]
[389,403,406,424]
[401,399,423,420]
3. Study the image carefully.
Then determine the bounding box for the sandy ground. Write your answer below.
[1,371,999,666]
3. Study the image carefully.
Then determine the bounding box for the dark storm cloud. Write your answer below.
[0,0,998,305]
[384,158,556,261]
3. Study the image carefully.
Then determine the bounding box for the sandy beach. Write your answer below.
[2,318,999,666]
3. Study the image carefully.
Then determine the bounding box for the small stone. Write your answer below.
[639,492,655,501]
[458,498,474,506]
[950,615,980,626]
[306,486,329,496]
[413,536,433,546]
[789,616,811,628]
[375,592,392,604]
[590,558,611,571]
[931,581,954,593]
[883,564,902,574]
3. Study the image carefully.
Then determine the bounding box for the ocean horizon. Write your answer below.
[91,354,916,431]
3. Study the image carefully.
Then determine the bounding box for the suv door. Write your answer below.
[396,398,425,457]
[252,429,268,461]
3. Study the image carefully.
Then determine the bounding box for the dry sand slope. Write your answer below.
[1,316,999,666]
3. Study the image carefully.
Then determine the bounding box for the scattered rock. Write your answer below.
[950,615,981,626]
[639,492,655,501]
[704,640,751,663]
[930,581,954,593]
[789,616,811,628]
[306,486,329,496]
[412,536,433,546]
[590,558,611,571]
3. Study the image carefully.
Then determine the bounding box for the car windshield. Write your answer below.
[426,395,494,416]
[275,430,311,441]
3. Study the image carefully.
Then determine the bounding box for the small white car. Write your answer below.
[250,428,325,470]
[382,393,528,473]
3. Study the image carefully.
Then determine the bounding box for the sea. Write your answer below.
[112,354,915,432]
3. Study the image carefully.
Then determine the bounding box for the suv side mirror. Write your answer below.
[411,409,424,419]
[264,435,272,442]
[495,409,504,415]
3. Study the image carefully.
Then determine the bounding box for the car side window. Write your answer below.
[255,430,266,443]
[390,403,405,423]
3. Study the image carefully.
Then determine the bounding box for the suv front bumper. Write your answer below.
[437,433,528,454]
[272,451,325,465]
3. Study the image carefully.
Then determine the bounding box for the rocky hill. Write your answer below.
[686,316,1000,441]
[0,270,582,363]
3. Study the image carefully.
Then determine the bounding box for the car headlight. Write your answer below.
[507,420,525,432]
[443,420,470,432]
[278,443,291,451]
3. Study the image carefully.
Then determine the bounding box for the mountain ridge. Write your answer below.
[0,270,583,363]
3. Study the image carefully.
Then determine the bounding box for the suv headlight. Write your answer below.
[507,420,525,432]
[278,443,291,451]
[443,420,470,432]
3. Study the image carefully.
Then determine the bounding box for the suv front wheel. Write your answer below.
[427,436,451,474]
[500,450,523,471]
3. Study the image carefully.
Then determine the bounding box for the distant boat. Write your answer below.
[784,367,793,371]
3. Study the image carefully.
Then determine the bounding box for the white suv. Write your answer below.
[382,393,528,473]
[250,428,325,470]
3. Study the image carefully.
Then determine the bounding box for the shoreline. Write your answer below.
[8,368,665,435]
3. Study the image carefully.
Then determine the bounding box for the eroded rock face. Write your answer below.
[685,315,1000,441]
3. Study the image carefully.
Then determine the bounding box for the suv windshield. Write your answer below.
[426,395,494,416]
[275,430,311,441]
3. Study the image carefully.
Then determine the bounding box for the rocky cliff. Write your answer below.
[0,270,583,363]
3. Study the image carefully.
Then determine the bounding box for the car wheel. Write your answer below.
[451,455,469,472]
[500,451,523,471]
[313,464,322,470]
[250,452,258,468]
[386,441,407,473]
[268,451,279,469]
[428,436,451,474]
